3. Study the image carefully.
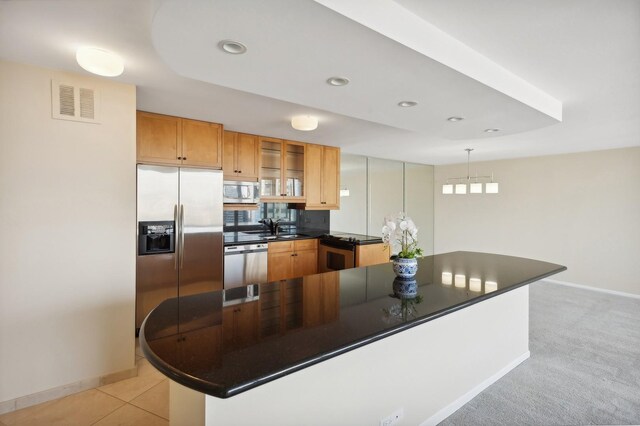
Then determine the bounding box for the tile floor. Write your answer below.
[0,341,169,426]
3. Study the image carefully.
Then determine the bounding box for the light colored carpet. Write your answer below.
[440,281,640,426]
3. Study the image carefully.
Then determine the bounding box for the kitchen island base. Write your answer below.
[171,285,530,426]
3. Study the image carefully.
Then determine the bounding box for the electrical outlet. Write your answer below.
[380,408,404,426]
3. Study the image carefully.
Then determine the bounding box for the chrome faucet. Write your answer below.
[259,218,282,236]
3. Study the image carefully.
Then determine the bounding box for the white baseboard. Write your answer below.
[0,366,137,415]
[420,351,531,426]
[541,278,640,300]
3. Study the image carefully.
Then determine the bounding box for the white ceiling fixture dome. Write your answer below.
[75,47,124,77]
[291,115,318,131]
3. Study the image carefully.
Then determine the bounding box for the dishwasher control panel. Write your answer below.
[224,243,268,253]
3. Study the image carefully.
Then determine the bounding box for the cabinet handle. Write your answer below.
[234,170,238,173]
[183,157,187,160]
[177,156,182,160]
[173,204,178,270]
[239,170,242,173]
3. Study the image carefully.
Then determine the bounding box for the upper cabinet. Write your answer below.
[137,111,222,169]
[223,131,260,181]
[137,112,340,210]
[260,138,306,202]
[305,145,340,210]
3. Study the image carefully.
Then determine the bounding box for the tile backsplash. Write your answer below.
[224,203,329,235]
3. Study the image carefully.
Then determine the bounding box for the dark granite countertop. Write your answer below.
[223,230,325,246]
[140,251,566,398]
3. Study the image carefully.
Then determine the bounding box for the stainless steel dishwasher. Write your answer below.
[224,243,268,288]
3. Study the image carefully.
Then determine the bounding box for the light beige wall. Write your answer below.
[0,61,136,402]
[434,147,640,295]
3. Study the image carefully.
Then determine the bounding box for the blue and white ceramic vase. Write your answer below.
[393,277,418,298]
[392,257,418,278]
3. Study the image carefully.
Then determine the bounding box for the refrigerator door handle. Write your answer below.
[180,204,185,269]
[173,204,178,270]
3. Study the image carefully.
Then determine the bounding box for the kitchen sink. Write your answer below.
[238,230,308,240]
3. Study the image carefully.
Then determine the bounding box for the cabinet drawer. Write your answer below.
[294,239,317,251]
[268,241,294,253]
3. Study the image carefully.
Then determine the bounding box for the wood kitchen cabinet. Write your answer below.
[356,243,391,267]
[222,301,259,351]
[304,144,340,209]
[137,111,222,169]
[223,131,260,180]
[260,138,306,202]
[302,271,340,327]
[267,239,318,281]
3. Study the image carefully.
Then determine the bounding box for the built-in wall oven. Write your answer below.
[318,233,383,272]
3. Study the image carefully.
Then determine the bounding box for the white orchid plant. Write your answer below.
[382,212,424,259]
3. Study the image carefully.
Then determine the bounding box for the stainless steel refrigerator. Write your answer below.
[136,165,223,329]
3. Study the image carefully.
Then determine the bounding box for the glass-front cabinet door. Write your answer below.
[260,137,283,198]
[260,138,306,201]
[284,141,304,198]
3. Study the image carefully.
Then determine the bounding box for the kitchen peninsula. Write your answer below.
[141,251,565,425]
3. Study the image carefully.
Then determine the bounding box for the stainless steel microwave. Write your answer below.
[223,181,260,204]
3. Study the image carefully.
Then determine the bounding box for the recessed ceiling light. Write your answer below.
[398,101,418,107]
[218,40,247,54]
[76,47,124,77]
[327,76,350,86]
[484,128,500,133]
[447,116,464,122]
[291,115,318,131]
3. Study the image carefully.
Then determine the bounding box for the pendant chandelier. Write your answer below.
[442,149,499,195]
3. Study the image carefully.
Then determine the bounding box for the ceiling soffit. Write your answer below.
[151,0,562,141]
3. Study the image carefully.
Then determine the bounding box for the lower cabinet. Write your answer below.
[267,239,318,281]
[222,301,259,351]
[355,243,390,267]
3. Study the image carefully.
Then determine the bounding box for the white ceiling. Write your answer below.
[0,0,638,165]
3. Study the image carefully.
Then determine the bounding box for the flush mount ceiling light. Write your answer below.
[398,101,418,107]
[442,148,499,195]
[76,47,124,77]
[327,76,350,86]
[291,115,318,131]
[218,40,247,54]
[484,128,500,133]
[447,116,464,122]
